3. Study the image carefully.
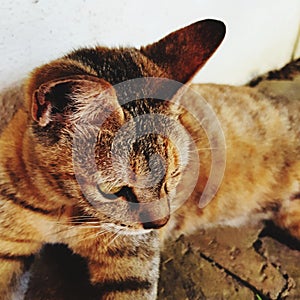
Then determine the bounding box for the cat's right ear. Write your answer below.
[29,75,122,127]
[141,19,226,83]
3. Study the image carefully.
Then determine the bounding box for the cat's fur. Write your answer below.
[0,19,299,300]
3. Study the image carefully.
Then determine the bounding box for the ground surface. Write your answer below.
[158,223,300,300]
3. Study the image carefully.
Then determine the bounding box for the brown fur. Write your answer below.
[165,83,300,238]
[0,18,299,300]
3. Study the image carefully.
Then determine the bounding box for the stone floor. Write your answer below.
[158,223,300,299]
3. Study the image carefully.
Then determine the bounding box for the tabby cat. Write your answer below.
[0,19,299,300]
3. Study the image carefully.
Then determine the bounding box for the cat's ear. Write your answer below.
[141,19,226,83]
[31,75,121,127]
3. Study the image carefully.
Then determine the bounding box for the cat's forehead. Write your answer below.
[66,47,166,84]
[95,110,190,178]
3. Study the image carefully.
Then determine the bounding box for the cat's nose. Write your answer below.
[140,214,170,229]
[132,188,170,229]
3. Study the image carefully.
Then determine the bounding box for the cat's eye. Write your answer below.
[97,183,122,200]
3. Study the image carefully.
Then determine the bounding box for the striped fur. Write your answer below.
[1,18,300,300]
[0,20,226,299]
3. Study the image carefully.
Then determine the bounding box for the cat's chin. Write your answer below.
[103,223,153,236]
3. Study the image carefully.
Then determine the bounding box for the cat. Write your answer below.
[0,18,299,300]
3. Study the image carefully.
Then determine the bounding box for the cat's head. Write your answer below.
[25,19,225,231]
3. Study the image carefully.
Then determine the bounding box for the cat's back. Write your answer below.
[186,80,300,151]
[164,78,300,236]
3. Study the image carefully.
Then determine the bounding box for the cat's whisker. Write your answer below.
[68,216,98,219]
[106,229,122,247]
[78,228,110,242]
[42,222,104,238]
[198,146,227,151]
[190,136,207,143]
[44,217,101,227]
[53,228,108,244]
[63,231,102,244]
[187,146,228,154]
[54,221,101,226]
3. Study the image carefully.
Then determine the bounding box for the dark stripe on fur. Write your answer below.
[0,253,34,261]
[38,164,76,200]
[248,58,300,87]
[50,173,76,199]
[0,253,34,270]
[0,186,55,215]
[96,277,152,293]
[0,234,35,244]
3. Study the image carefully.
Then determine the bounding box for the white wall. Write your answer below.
[0,0,299,89]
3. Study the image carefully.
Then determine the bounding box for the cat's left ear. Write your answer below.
[31,75,122,127]
[141,19,226,83]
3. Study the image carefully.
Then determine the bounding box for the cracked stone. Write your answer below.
[158,225,291,299]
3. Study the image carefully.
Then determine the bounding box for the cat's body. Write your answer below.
[0,19,299,299]
[169,82,300,235]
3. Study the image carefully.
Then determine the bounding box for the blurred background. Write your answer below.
[0,0,299,89]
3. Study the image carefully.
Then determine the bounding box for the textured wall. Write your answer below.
[0,0,299,89]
